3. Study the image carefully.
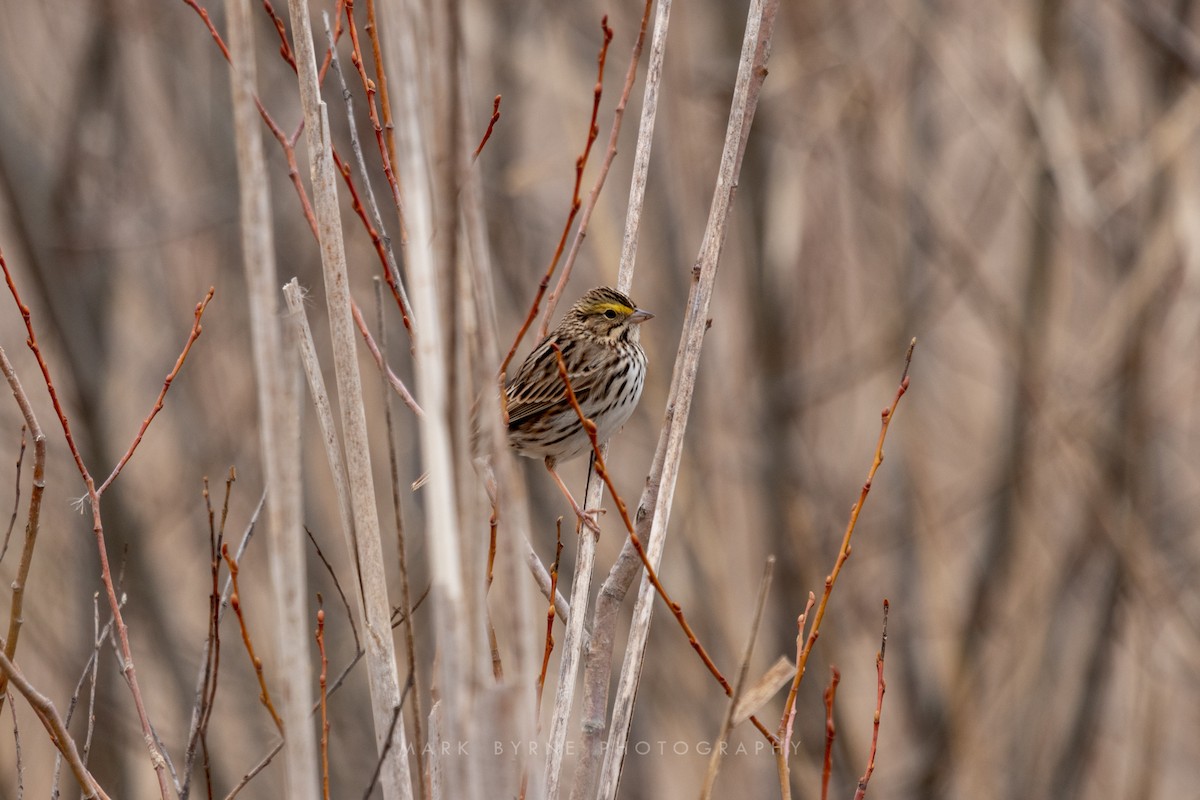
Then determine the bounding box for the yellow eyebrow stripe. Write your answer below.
[592,301,633,315]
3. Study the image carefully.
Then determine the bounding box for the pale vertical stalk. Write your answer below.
[282,280,359,599]
[563,1,672,795]
[460,57,539,793]
[226,0,316,796]
[597,1,779,796]
[381,0,471,795]
[701,557,775,797]
[284,2,411,798]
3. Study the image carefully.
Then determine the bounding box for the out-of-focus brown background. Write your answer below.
[0,0,1198,797]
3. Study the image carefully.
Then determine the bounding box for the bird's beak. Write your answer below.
[629,308,654,324]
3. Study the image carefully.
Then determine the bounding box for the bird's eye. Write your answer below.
[604,309,617,319]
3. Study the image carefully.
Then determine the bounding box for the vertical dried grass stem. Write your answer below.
[373,278,427,799]
[283,280,360,599]
[381,0,468,794]
[228,0,316,793]
[594,1,780,796]
[285,0,411,795]
[700,556,774,797]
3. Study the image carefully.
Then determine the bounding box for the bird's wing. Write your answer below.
[504,336,603,428]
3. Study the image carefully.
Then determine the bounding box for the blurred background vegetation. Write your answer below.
[0,0,1198,797]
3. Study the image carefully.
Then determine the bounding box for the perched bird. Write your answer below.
[505,286,653,529]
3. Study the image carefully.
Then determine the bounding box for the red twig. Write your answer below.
[473,95,502,161]
[316,600,331,800]
[779,592,815,753]
[259,0,296,69]
[777,341,915,743]
[350,299,423,416]
[222,543,285,735]
[362,0,397,171]
[499,17,613,393]
[853,601,889,800]
[821,667,841,800]
[536,521,565,710]
[1,249,170,799]
[97,287,214,496]
[539,0,656,338]
[550,344,777,745]
[344,0,407,234]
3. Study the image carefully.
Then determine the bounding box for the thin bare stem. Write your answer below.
[821,668,841,800]
[223,544,284,734]
[852,601,889,800]
[499,17,613,385]
[536,522,565,710]
[316,602,331,800]
[0,650,109,800]
[700,556,776,798]
[326,13,415,330]
[777,343,914,742]
[551,345,775,739]
[594,2,781,794]
[539,0,656,338]
[286,0,411,790]
[96,287,215,496]
[1,249,170,798]
[0,346,46,710]
[472,95,502,160]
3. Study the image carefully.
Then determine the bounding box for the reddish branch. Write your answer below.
[344,0,408,239]
[536,523,565,710]
[316,601,331,800]
[350,299,422,415]
[97,287,214,496]
[853,601,889,800]
[539,0,656,338]
[473,95,502,160]
[222,543,284,735]
[777,341,914,744]
[821,667,841,800]
[362,0,397,170]
[1,249,183,799]
[550,344,777,744]
[499,17,613,392]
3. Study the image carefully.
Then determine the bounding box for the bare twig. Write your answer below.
[499,17,613,384]
[96,287,214,496]
[821,668,841,800]
[0,426,25,564]
[0,347,46,710]
[1,249,170,798]
[701,556,776,798]
[777,344,914,741]
[182,490,265,800]
[539,0,656,338]
[223,544,284,734]
[0,650,109,799]
[852,601,890,800]
[372,278,426,796]
[316,601,331,800]
[472,95,502,160]
[325,13,415,330]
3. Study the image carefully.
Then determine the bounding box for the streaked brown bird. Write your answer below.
[505,286,652,529]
